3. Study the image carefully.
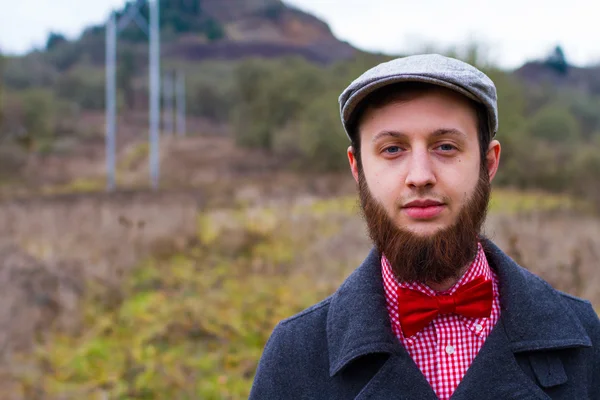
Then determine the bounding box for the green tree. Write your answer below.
[20,89,58,146]
[233,57,324,151]
[527,104,580,143]
[569,142,600,208]
[545,45,569,75]
[46,32,68,51]
[188,81,232,122]
[56,66,105,110]
[277,89,349,171]
[203,18,225,41]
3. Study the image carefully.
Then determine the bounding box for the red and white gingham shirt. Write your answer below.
[382,243,501,400]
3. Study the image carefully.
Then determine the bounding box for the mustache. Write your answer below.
[397,195,451,208]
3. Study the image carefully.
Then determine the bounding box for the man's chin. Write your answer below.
[395,221,449,238]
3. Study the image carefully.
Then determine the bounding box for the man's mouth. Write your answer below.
[402,199,446,220]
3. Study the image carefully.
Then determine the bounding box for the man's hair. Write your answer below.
[348,82,492,170]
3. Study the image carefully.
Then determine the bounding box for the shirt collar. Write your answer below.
[382,242,499,342]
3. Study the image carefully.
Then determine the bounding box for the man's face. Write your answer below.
[347,88,501,284]
[350,89,490,236]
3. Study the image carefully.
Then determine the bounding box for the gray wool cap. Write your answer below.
[338,54,498,141]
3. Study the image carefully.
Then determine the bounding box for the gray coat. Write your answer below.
[249,239,600,399]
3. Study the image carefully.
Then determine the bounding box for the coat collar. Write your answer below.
[326,247,400,376]
[481,238,592,352]
[327,238,592,377]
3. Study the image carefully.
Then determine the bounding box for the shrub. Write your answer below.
[276,89,349,172]
[56,66,105,110]
[528,103,581,143]
[3,54,58,90]
[232,57,327,151]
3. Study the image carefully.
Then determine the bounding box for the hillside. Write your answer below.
[2,7,600,210]
[42,0,355,67]
[515,61,600,95]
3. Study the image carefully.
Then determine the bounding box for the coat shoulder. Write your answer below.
[517,263,600,336]
[279,295,332,327]
[249,296,333,399]
[556,290,600,340]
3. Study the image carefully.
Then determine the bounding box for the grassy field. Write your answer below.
[0,188,598,399]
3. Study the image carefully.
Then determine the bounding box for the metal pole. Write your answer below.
[149,0,160,190]
[176,70,186,137]
[105,13,117,191]
[163,71,174,136]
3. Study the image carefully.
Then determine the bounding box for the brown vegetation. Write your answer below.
[0,186,597,398]
[0,191,200,359]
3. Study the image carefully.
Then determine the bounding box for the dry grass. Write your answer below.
[0,186,597,398]
[0,191,200,359]
[485,210,600,303]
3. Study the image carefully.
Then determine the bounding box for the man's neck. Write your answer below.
[425,265,470,292]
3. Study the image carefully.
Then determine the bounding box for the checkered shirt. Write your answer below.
[382,243,501,399]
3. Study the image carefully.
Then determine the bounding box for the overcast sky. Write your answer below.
[1,0,599,69]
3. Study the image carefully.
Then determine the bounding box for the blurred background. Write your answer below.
[0,0,599,398]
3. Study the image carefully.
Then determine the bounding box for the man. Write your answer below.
[249,54,600,399]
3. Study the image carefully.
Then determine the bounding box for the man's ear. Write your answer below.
[348,146,360,183]
[486,140,501,182]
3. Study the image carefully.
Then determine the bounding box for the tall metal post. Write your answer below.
[163,71,174,136]
[105,0,160,191]
[149,0,161,190]
[176,70,186,137]
[105,13,117,191]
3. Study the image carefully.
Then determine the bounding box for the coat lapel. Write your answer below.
[353,351,438,400]
[481,239,592,352]
[327,248,437,399]
[450,239,593,399]
[451,318,549,400]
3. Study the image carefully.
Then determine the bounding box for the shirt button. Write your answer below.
[445,345,455,355]
[475,324,483,332]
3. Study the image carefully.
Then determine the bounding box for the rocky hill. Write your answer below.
[50,0,355,67]
[167,0,355,63]
[515,61,600,96]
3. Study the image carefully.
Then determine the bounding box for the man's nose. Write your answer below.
[405,150,436,189]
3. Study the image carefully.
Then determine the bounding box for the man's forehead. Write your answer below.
[359,92,480,141]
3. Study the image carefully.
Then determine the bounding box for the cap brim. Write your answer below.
[342,74,494,139]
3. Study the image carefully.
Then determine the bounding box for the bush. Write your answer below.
[56,66,105,110]
[569,144,600,208]
[528,104,580,143]
[19,89,57,141]
[46,32,68,51]
[276,90,349,172]
[1,89,78,151]
[188,81,233,122]
[561,91,600,140]
[3,54,58,90]
[232,57,327,151]
[0,143,28,179]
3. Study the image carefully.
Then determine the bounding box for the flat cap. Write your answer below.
[338,54,498,141]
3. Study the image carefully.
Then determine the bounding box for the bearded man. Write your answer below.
[249,54,600,399]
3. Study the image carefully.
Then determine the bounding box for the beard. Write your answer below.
[358,164,491,285]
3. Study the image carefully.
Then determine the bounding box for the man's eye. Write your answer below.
[438,144,457,151]
[384,146,401,154]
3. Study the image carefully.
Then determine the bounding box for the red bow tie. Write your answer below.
[396,276,493,338]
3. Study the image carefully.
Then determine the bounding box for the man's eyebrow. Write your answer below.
[431,128,468,139]
[371,131,408,143]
